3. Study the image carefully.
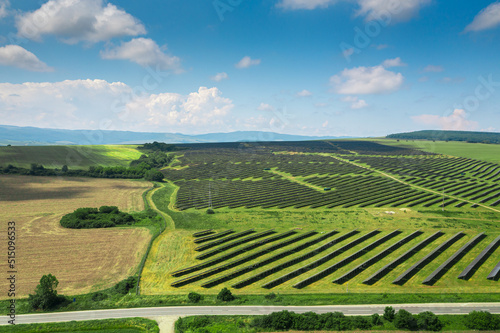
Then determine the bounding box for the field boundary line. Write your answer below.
[265,168,326,192]
[329,155,500,213]
[136,183,174,295]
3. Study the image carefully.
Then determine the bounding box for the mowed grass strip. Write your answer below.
[0,175,151,298]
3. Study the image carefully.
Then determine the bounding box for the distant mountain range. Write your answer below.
[387,130,500,144]
[0,125,352,146]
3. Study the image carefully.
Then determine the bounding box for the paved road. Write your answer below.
[7,303,500,325]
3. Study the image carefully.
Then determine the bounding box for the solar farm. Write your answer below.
[142,140,500,295]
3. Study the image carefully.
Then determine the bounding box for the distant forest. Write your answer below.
[387,130,500,144]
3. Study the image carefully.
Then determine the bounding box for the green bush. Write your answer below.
[188,292,203,303]
[417,311,443,331]
[91,292,108,302]
[217,288,235,302]
[114,276,137,295]
[321,312,352,331]
[465,311,500,330]
[264,292,277,300]
[383,306,396,321]
[371,313,382,326]
[60,206,136,229]
[394,309,418,331]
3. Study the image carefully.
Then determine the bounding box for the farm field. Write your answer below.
[141,140,500,296]
[0,144,142,169]
[0,175,152,298]
[374,139,500,164]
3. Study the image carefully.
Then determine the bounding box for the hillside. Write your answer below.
[0,125,349,146]
[387,130,500,144]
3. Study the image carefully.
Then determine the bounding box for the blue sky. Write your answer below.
[0,0,499,137]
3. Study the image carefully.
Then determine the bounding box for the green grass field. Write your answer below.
[140,181,500,296]
[374,138,500,164]
[0,145,142,169]
[1,318,159,332]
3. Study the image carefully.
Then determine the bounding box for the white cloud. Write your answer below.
[356,0,431,23]
[382,57,407,68]
[126,87,233,132]
[330,64,404,94]
[464,2,500,32]
[101,38,181,72]
[412,109,479,131]
[342,96,368,109]
[314,102,328,108]
[257,103,275,112]
[296,89,313,97]
[277,0,431,22]
[0,80,233,133]
[210,72,229,82]
[235,56,261,69]
[424,65,444,72]
[16,0,146,44]
[0,0,9,19]
[277,0,335,10]
[0,45,53,72]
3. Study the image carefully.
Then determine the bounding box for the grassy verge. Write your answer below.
[174,313,498,333]
[2,292,499,315]
[134,184,168,295]
[2,318,159,332]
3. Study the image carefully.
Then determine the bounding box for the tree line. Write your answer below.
[0,143,176,181]
[387,130,500,144]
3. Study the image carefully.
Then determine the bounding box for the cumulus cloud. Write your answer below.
[125,87,233,132]
[342,96,368,109]
[382,57,407,68]
[257,103,275,112]
[296,89,313,97]
[16,0,146,44]
[356,0,431,22]
[210,72,229,82]
[0,45,53,72]
[277,0,431,22]
[423,65,444,72]
[0,80,233,133]
[0,0,9,19]
[330,64,404,94]
[101,38,181,72]
[235,56,261,69]
[412,109,479,131]
[464,2,500,32]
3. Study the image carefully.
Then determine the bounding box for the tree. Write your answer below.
[394,309,418,331]
[61,165,68,173]
[217,287,235,302]
[465,311,500,330]
[144,169,164,182]
[371,313,382,326]
[28,274,61,310]
[383,306,396,322]
[188,292,203,303]
[417,311,443,331]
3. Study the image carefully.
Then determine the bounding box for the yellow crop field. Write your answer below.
[0,175,152,298]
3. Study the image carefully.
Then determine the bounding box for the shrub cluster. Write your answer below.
[253,311,372,331]
[60,206,135,229]
[392,309,443,331]
[465,311,500,330]
[114,276,138,295]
